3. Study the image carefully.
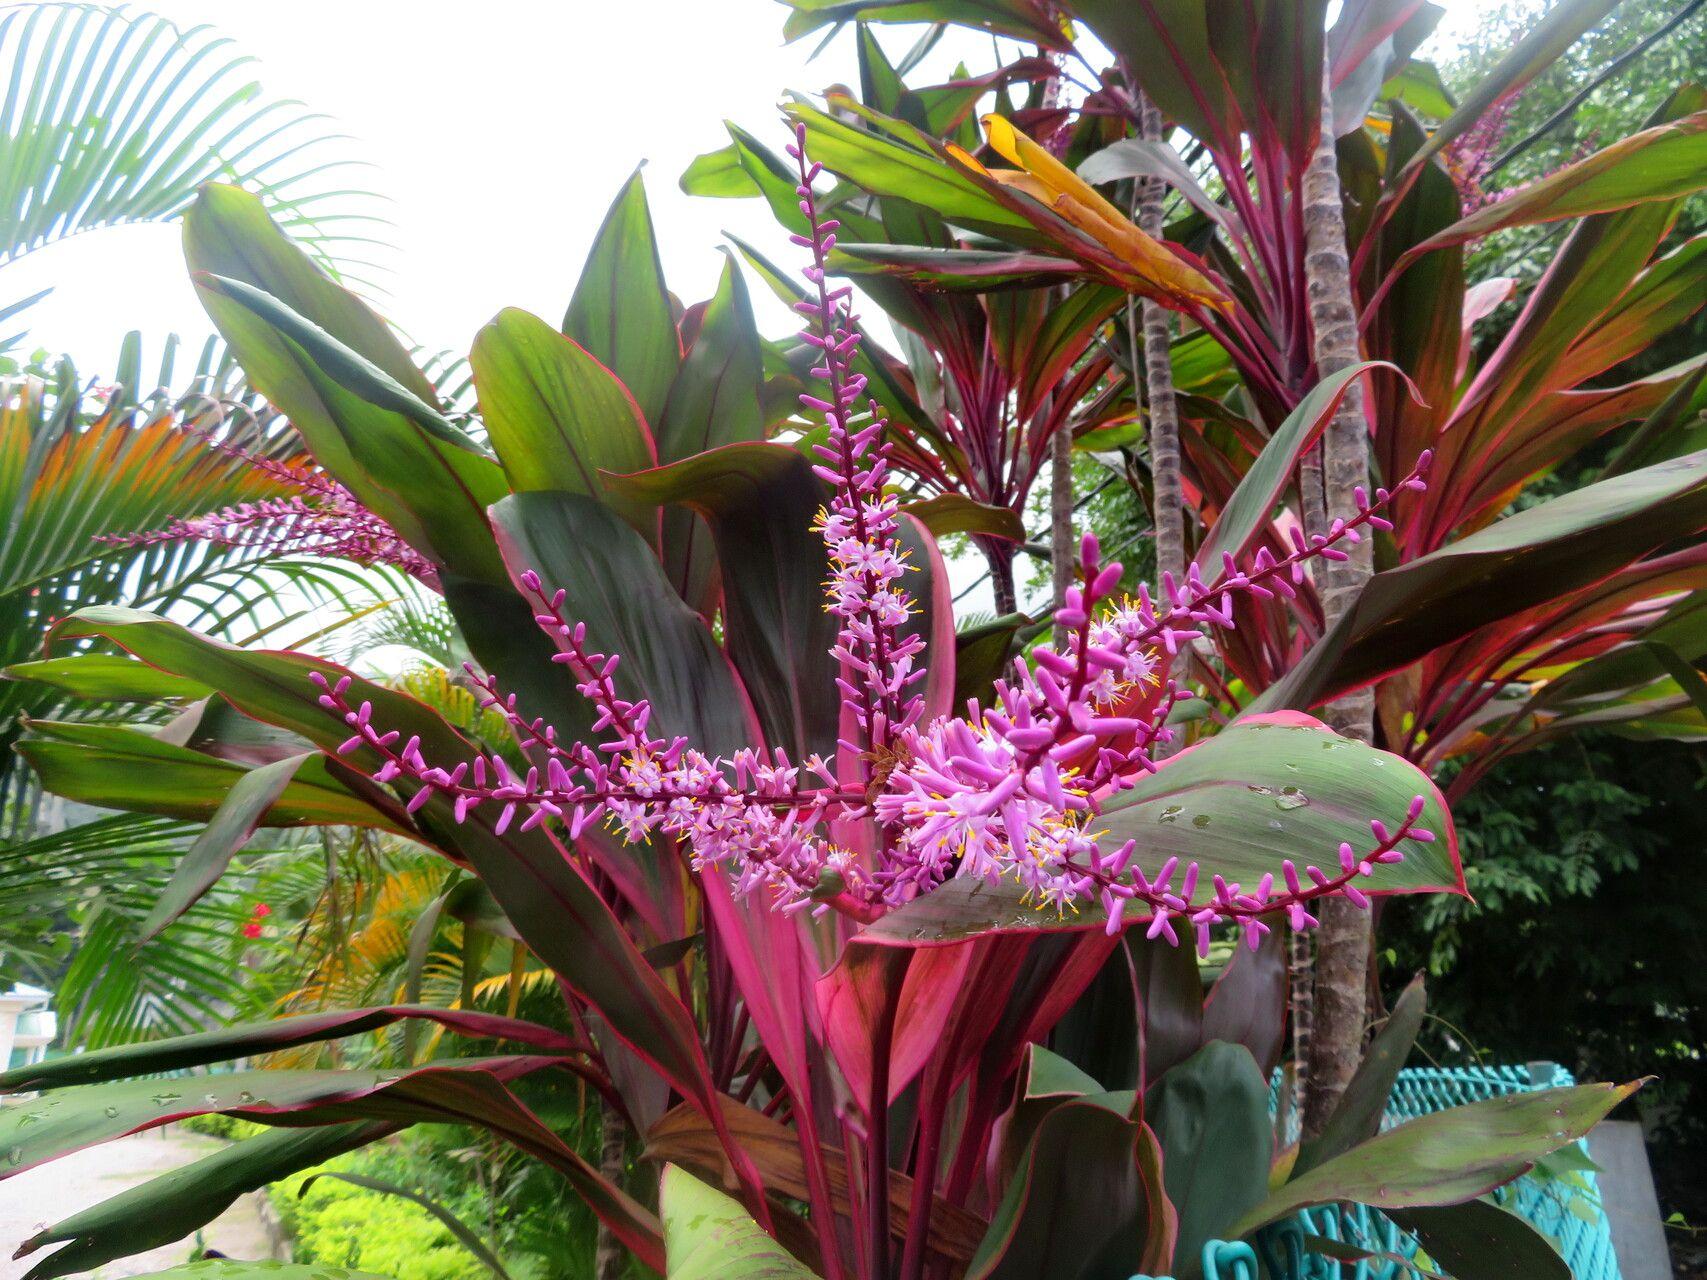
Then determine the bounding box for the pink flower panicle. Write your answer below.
[790,120,927,771]
[98,429,438,586]
[307,128,1439,946]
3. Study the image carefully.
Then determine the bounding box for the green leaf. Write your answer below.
[16,720,406,834]
[603,444,839,759]
[953,613,1028,707]
[857,712,1461,942]
[1229,1080,1643,1236]
[470,307,660,544]
[562,169,680,427]
[15,1124,391,1280]
[1401,110,1707,259]
[0,6,385,285]
[183,185,507,585]
[1195,362,1400,575]
[141,751,314,938]
[489,492,751,757]
[660,1165,818,1279]
[0,1057,560,1178]
[680,143,760,198]
[966,1093,1167,1280]
[783,100,1038,242]
[1386,1199,1571,1280]
[1258,450,1707,713]
[1147,1042,1272,1276]
[0,1005,574,1093]
[655,254,766,610]
[1295,975,1426,1176]
[298,1172,515,1280]
[4,655,210,702]
[901,493,1025,541]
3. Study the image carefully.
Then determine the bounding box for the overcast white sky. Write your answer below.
[10,0,1484,370]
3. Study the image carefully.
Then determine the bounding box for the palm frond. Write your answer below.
[0,3,391,302]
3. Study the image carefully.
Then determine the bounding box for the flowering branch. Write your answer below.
[307,127,1438,944]
[98,428,438,586]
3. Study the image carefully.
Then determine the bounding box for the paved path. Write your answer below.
[0,1127,278,1279]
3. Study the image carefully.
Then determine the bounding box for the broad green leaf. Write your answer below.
[4,655,210,702]
[783,100,1038,241]
[16,720,406,833]
[604,444,839,759]
[858,712,1460,942]
[1258,450,1707,712]
[1200,923,1287,1077]
[1386,1199,1571,1280]
[0,1057,559,1177]
[488,491,752,757]
[1295,975,1426,1176]
[562,169,680,427]
[183,185,506,584]
[1400,110,1707,259]
[655,255,766,610]
[470,306,660,543]
[680,142,759,198]
[1147,1042,1272,1276]
[14,1124,391,1280]
[194,270,508,584]
[901,493,1025,542]
[0,1005,574,1092]
[1229,1081,1643,1235]
[141,751,314,937]
[952,613,1028,707]
[660,1165,817,1279]
[966,1092,1168,1280]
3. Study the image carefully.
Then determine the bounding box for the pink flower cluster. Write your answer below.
[309,125,1436,946]
[100,432,437,586]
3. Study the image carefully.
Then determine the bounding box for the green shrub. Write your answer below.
[179,1113,268,1141]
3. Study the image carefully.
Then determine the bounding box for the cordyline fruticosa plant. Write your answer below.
[774,0,1707,799]
[2,144,1636,1279]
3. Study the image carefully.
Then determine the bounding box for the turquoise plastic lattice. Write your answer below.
[1184,1064,1622,1280]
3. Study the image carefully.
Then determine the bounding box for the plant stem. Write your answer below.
[1299,52,1378,1139]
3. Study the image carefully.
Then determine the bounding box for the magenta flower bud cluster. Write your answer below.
[305,127,1437,946]
[99,428,438,586]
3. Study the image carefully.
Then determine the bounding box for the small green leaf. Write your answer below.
[660,1165,817,1279]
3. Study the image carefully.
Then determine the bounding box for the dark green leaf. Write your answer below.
[1147,1042,1272,1276]
[1230,1081,1643,1235]
[1295,975,1426,1176]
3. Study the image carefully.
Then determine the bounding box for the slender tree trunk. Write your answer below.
[1134,92,1188,759]
[1051,418,1075,645]
[594,1102,628,1280]
[1300,55,1378,1139]
[1135,94,1186,594]
[978,535,1019,616]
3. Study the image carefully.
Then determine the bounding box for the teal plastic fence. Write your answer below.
[1188,1064,1621,1280]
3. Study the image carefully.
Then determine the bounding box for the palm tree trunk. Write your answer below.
[1300,54,1378,1139]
